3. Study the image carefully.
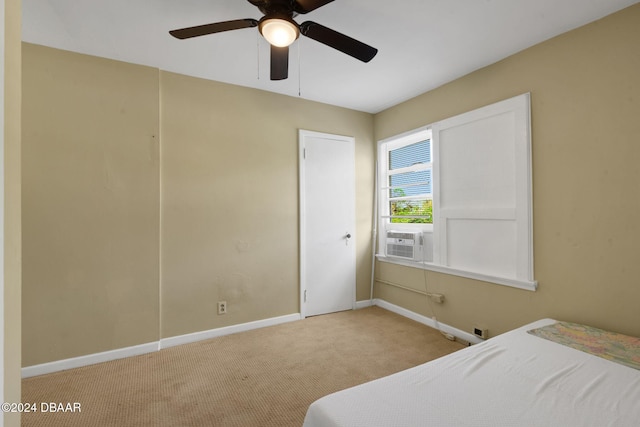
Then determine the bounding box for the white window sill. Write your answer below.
[376,255,538,292]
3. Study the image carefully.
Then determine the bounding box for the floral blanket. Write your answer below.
[527,321,640,370]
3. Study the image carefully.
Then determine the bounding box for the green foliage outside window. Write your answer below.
[390,189,433,223]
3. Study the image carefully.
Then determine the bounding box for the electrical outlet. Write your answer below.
[473,326,488,339]
[217,301,227,315]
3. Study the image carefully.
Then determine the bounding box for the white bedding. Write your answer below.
[303,319,640,427]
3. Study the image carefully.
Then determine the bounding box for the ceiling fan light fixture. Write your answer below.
[259,17,299,47]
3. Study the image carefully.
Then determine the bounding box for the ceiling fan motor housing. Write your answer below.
[250,0,300,17]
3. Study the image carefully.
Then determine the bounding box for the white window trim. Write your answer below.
[377,126,434,236]
[377,94,537,292]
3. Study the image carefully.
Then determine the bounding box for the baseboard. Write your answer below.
[159,313,301,349]
[22,304,473,378]
[355,299,374,309]
[372,298,483,345]
[22,341,160,378]
[22,313,301,378]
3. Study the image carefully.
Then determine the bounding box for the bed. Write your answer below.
[302,319,640,427]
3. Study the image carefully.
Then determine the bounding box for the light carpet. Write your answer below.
[22,306,464,426]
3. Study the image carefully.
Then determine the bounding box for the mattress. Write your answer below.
[302,319,640,427]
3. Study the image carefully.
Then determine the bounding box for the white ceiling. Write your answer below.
[22,0,639,113]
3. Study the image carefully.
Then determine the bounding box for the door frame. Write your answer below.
[0,0,5,412]
[298,129,356,318]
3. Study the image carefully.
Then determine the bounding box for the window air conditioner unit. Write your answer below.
[385,231,424,261]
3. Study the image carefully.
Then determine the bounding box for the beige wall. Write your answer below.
[22,45,161,366]
[160,72,374,338]
[4,0,21,425]
[373,4,640,337]
[21,46,374,364]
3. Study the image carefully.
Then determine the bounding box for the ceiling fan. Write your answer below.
[169,0,378,80]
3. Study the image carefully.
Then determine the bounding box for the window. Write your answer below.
[377,94,536,291]
[382,133,432,225]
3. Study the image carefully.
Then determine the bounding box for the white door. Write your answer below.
[299,130,356,317]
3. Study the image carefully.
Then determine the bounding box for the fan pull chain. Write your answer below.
[256,31,260,80]
[298,38,302,97]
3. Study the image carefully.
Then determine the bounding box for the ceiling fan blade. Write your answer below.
[294,0,335,14]
[169,19,258,40]
[271,45,289,80]
[300,21,378,62]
